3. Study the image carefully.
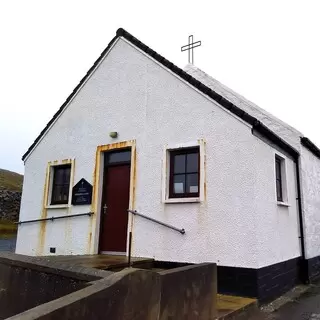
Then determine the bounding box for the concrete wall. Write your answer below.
[17,37,300,268]
[159,263,217,320]
[0,252,110,319]
[9,269,161,320]
[300,145,320,259]
[8,263,217,320]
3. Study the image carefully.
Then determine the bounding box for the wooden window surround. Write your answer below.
[51,164,71,205]
[169,147,200,198]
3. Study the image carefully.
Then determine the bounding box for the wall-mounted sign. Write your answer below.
[72,178,93,205]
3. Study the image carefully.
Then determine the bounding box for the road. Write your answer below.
[0,237,16,252]
[249,284,320,320]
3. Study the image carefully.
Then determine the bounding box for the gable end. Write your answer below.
[22,28,299,161]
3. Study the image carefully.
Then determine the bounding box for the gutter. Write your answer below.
[295,159,309,283]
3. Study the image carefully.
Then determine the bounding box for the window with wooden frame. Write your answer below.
[169,148,200,198]
[51,164,71,205]
[275,156,283,202]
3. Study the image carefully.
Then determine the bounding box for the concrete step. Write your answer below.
[217,294,258,320]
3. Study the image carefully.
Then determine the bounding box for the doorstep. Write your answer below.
[217,294,258,320]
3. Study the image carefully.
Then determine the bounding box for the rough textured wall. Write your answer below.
[300,145,320,259]
[0,252,111,319]
[9,264,217,320]
[255,149,300,268]
[17,38,300,268]
[10,269,161,320]
[159,263,217,320]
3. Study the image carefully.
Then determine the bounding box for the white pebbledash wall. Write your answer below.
[16,38,301,269]
[300,146,320,259]
[186,63,320,264]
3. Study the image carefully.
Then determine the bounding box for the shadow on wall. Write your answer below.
[0,253,217,320]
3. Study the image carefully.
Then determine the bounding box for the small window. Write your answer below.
[169,148,199,198]
[51,165,71,205]
[105,150,131,165]
[275,156,283,202]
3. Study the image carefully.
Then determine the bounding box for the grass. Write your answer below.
[0,168,23,191]
[0,220,17,238]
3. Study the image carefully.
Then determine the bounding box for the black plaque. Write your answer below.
[72,178,93,205]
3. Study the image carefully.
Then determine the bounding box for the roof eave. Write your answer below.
[301,137,320,160]
[22,27,300,162]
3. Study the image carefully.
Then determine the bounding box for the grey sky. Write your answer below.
[1,1,319,174]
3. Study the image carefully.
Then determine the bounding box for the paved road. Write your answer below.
[268,284,320,320]
[0,237,16,252]
[249,284,320,320]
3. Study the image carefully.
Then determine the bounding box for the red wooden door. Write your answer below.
[100,164,131,252]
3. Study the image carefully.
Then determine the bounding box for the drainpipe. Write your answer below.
[295,158,309,283]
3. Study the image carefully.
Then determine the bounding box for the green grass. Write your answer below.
[0,220,17,239]
[0,168,23,191]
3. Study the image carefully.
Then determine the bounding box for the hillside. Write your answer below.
[0,168,23,225]
[0,168,23,191]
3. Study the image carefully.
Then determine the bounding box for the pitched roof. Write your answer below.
[23,28,316,161]
[184,65,320,159]
[184,64,303,149]
[301,137,320,159]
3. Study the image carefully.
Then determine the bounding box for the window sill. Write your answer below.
[277,201,290,207]
[164,197,201,204]
[46,204,70,209]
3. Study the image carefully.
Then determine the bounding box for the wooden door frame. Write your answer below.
[89,140,137,255]
[98,154,131,254]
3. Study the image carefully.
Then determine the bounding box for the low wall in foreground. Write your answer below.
[0,252,111,319]
[1,253,217,320]
[159,263,217,320]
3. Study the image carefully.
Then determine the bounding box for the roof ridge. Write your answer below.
[22,28,301,161]
[184,64,303,136]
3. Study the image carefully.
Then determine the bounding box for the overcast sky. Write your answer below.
[1,1,319,174]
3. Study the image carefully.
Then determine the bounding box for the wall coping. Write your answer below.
[0,252,112,282]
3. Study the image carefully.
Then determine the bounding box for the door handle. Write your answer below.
[103,204,108,215]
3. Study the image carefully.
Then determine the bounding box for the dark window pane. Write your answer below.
[186,173,199,194]
[51,165,71,205]
[169,148,200,198]
[63,168,71,183]
[187,153,199,173]
[276,178,282,200]
[173,175,185,194]
[108,151,131,164]
[275,159,281,180]
[276,180,282,201]
[275,157,283,201]
[52,185,62,202]
[62,185,70,201]
[54,168,64,184]
[174,154,186,173]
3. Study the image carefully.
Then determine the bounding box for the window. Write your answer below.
[275,156,283,202]
[51,164,71,205]
[105,150,131,165]
[169,148,199,198]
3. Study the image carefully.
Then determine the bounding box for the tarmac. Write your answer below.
[248,283,320,320]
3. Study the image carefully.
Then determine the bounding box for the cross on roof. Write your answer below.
[181,35,201,64]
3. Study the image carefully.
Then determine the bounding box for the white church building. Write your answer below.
[16,28,320,302]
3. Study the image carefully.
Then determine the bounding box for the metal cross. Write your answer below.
[181,35,201,64]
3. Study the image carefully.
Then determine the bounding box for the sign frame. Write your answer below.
[71,178,93,205]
